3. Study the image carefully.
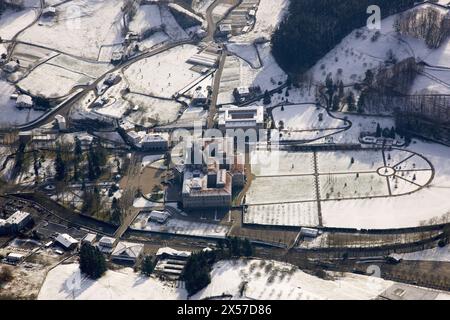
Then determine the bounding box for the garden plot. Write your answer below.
[124,44,201,99]
[246,176,316,205]
[244,202,319,227]
[10,43,56,69]
[250,150,314,176]
[385,149,431,171]
[123,94,183,127]
[320,140,450,230]
[0,79,44,126]
[19,0,125,60]
[17,63,92,99]
[389,170,433,196]
[131,214,230,239]
[47,54,111,78]
[272,104,349,131]
[0,9,37,40]
[317,150,384,174]
[129,4,162,36]
[320,172,389,200]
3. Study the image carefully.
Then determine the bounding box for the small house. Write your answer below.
[111,241,144,263]
[3,61,19,73]
[82,233,97,245]
[55,233,79,250]
[16,95,33,109]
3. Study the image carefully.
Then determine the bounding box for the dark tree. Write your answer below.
[263,90,271,105]
[79,243,107,279]
[141,256,155,276]
[54,148,66,181]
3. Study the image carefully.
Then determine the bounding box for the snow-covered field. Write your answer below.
[38,263,186,300]
[246,176,316,205]
[18,55,110,98]
[124,94,183,126]
[40,259,449,300]
[19,0,125,60]
[0,8,37,40]
[391,244,450,263]
[193,259,394,300]
[272,104,349,131]
[244,203,319,227]
[129,4,162,36]
[246,145,440,229]
[307,3,450,94]
[321,140,450,229]
[124,44,202,99]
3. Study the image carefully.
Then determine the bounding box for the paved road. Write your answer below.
[208,50,227,128]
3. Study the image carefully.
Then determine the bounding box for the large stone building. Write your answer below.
[181,137,244,210]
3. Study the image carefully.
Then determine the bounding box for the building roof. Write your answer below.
[55,233,79,249]
[156,247,191,258]
[111,241,144,259]
[6,210,30,225]
[16,94,33,106]
[82,233,97,243]
[99,236,115,246]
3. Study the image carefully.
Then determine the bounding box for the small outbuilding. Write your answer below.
[55,233,79,250]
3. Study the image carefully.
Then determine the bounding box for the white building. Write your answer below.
[98,236,115,253]
[6,253,24,264]
[6,210,31,232]
[82,233,97,245]
[111,241,144,263]
[218,105,264,131]
[299,227,319,238]
[55,233,79,250]
[54,115,67,130]
[42,6,57,17]
[148,210,171,224]
[141,133,169,151]
[16,94,33,109]
[126,130,141,145]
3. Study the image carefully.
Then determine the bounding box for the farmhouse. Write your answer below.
[2,61,19,73]
[81,233,97,245]
[98,236,116,253]
[111,241,144,263]
[55,233,79,250]
[42,6,57,18]
[16,94,33,109]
